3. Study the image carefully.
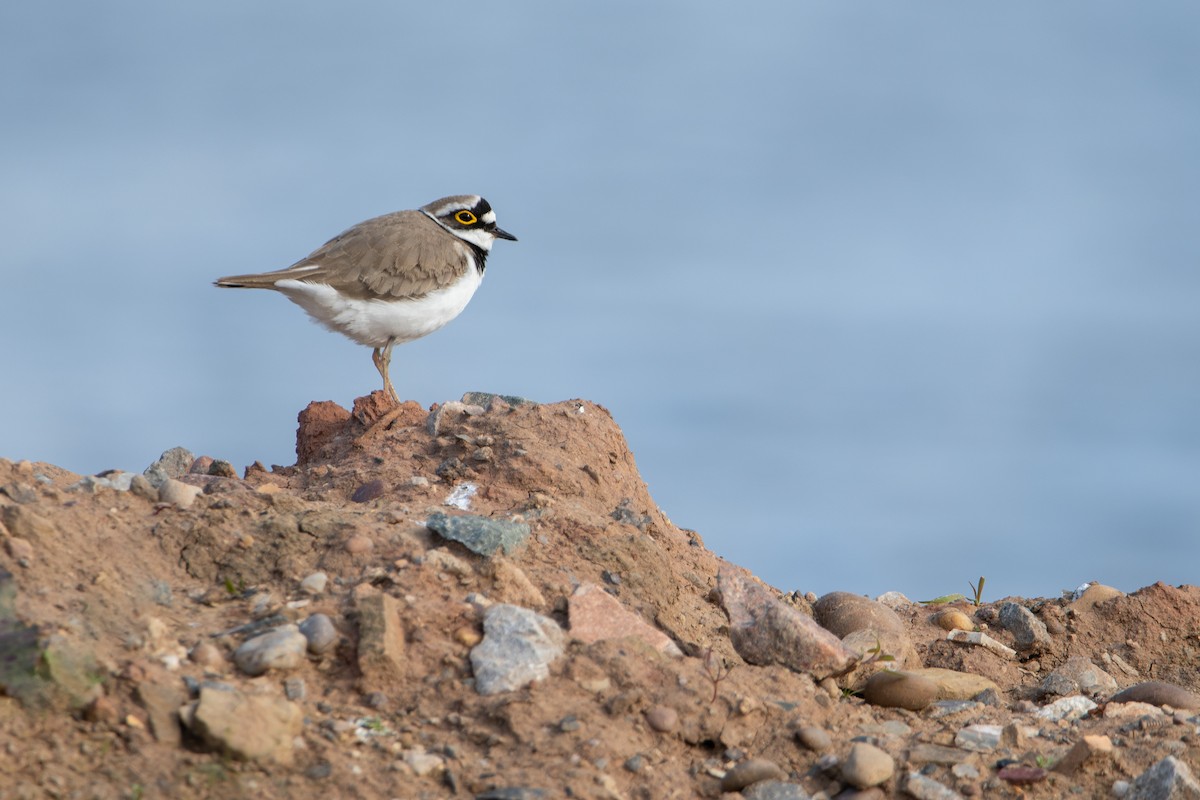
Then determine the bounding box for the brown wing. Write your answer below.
[215,210,469,299]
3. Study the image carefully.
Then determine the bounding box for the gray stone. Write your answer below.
[129,473,158,501]
[144,447,196,488]
[181,685,302,764]
[470,604,565,695]
[233,626,308,676]
[997,602,1051,653]
[903,772,964,800]
[721,759,786,792]
[928,700,980,718]
[717,568,857,680]
[1035,694,1097,721]
[1126,756,1200,800]
[298,613,337,655]
[742,780,813,800]
[426,512,530,557]
[1042,655,1118,697]
[299,572,328,596]
[462,391,536,408]
[908,743,972,765]
[284,678,306,701]
[954,724,1002,752]
[841,742,894,788]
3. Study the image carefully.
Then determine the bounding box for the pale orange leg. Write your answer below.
[371,338,400,404]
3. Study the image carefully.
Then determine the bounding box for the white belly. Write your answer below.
[274,269,483,349]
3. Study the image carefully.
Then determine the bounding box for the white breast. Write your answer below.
[273,266,484,349]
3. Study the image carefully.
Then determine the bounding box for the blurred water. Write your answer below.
[2,2,1198,600]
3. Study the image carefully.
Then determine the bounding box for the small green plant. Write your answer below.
[968,576,986,606]
[702,647,734,703]
[919,593,966,606]
[858,635,896,668]
[1035,753,1054,769]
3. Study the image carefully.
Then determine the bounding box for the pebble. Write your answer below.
[351,480,385,503]
[645,705,679,733]
[189,642,226,671]
[841,742,894,788]
[954,724,1002,752]
[934,609,974,631]
[425,512,531,557]
[813,591,917,666]
[158,478,202,509]
[1035,694,1098,721]
[299,614,337,655]
[946,629,1016,659]
[284,678,306,701]
[128,473,157,501]
[469,604,565,695]
[795,725,832,752]
[862,670,937,711]
[910,667,1000,701]
[1110,681,1200,710]
[720,759,786,792]
[1070,583,1124,611]
[908,743,971,765]
[904,772,964,800]
[299,572,328,596]
[1041,655,1118,697]
[997,602,1051,652]
[233,626,308,676]
[623,754,645,772]
[742,782,814,800]
[344,534,374,554]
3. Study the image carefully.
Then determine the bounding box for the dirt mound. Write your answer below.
[1,392,1199,799]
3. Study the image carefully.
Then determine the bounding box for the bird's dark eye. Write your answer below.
[454,210,477,225]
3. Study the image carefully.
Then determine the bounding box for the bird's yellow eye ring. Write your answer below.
[455,210,477,225]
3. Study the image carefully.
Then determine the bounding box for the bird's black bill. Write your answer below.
[492,226,518,241]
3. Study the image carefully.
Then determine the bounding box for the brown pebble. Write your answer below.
[720,758,785,792]
[997,766,1046,785]
[351,480,385,503]
[862,670,938,711]
[934,609,973,631]
[1109,680,1200,710]
[190,641,226,670]
[345,534,374,554]
[796,725,832,752]
[645,705,678,733]
[453,626,482,647]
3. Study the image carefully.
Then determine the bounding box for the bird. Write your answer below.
[215,195,516,404]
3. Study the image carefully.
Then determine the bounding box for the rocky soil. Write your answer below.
[2,392,1200,800]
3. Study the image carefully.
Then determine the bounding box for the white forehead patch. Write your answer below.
[481,210,496,225]
[429,195,483,218]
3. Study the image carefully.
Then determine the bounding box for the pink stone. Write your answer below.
[568,583,682,657]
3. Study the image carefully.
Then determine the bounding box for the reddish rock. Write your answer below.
[568,583,682,657]
[296,401,352,465]
[717,567,857,680]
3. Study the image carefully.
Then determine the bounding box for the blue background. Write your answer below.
[3,3,1198,600]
